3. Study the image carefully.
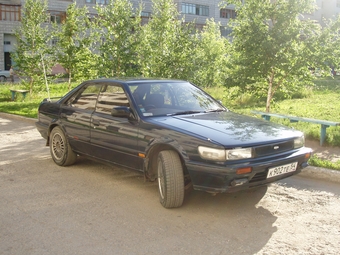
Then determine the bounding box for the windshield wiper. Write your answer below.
[167,110,202,116]
[204,108,226,113]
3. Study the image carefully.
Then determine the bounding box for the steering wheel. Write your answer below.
[145,104,156,111]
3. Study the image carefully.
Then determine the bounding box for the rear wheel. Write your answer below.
[157,150,185,208]
[49,126,77,166]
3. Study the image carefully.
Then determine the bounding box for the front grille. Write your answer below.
[254,140,294,157]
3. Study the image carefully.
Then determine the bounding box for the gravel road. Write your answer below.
[1,113,340,255]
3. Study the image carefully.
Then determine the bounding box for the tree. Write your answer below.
[94,0,141,77]
[54,3,99,89]
[12,0,53,94]
[192,19,229,88]
[224,0,324,112]
[137,0,197,79]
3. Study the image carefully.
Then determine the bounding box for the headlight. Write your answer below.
[198,146,253,161]
[294,136,305,148]
[198,146,226,161]
[226,148,253,160]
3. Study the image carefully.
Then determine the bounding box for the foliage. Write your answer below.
[224,0,332,112]
[137,0,196,80]
[94,0,141,77]
[54,3,99,89]
[12,0,53,94]
[191,19,229,88]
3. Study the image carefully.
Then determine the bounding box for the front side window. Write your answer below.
[95,85,129,115]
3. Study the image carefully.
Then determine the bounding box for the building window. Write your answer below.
[220,8,236,19]
[4,41,11,45]
[141,12,151,25]
[181,3,209,16]
[48,11,66,24]
[0,4,21,21]
[141,11,151,17]
[85,0,109,4]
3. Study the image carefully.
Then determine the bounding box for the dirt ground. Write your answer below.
[1,113,340,254]
[305,139,340,163]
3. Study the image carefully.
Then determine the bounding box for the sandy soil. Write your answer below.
[305,139,340,163]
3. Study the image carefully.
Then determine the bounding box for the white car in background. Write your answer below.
[0,69,10,82]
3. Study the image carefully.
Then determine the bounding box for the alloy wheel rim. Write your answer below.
[158,160,165,200]
[52,133,65,160]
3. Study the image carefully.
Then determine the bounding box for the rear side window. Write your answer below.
[66,84,101,111]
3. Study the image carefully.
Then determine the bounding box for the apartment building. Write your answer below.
[0,0,339,70]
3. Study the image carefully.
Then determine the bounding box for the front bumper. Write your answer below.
[186,147,312,193]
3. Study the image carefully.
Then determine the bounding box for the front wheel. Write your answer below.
[49,126,77,166]
[157,150,185,208]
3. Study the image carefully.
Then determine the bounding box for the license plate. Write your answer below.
[267,162,298,179]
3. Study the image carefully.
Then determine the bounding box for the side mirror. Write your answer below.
[111,106,131,118]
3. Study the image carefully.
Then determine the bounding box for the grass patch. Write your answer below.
[309,155,340,171]
[0,82,77,118]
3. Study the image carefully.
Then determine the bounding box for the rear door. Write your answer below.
[59,83,101,155]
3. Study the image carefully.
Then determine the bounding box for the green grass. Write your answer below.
[309,155,340,170]
[0,81,77,118]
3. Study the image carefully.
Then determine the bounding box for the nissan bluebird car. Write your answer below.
[36,78,312,208]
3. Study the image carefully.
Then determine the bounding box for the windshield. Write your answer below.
[128,81,226,117]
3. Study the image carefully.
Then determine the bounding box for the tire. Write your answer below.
[157,150,185,208]
[49,126,77,166]
[0,76,7,82]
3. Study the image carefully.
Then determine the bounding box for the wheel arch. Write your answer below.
[144,142,189,181]
[46,123,63,146]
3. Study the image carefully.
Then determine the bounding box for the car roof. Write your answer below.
[83,78,187,84]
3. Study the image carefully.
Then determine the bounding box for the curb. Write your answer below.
[0,112,36,124]
[300,166,340,184]
[1,112,340,183]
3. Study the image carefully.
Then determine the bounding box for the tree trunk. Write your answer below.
[266,71,275,112]
[266,85,272,113]
[68,71,72,91]
[30,78,34,95]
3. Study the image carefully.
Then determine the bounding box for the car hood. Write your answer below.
[149,111,302,147]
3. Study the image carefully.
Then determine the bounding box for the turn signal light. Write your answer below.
[305,153,311,159]
[236,167,252,175]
